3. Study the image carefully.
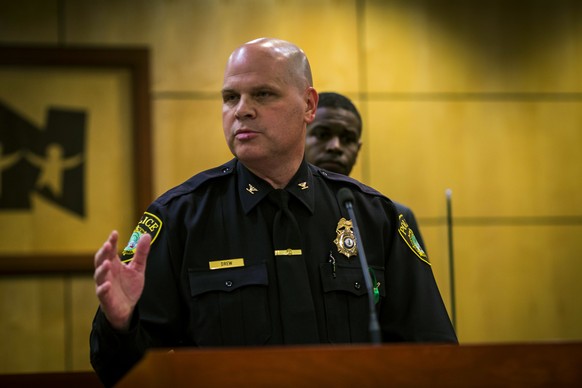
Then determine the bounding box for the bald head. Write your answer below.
[226,38,313,90]
[221,37,319,188]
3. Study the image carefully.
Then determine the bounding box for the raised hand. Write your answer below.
[94,230,151,331]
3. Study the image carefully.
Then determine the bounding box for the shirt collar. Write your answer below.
[237,159,315,215]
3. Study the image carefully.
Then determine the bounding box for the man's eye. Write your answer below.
[256,91,273,99]
[341,135,357,144]
[222,94,239,103]
[314,130,331,140]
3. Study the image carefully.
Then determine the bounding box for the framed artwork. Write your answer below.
[0,46,152,273]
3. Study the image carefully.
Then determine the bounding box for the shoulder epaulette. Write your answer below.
[156,159,237,205]
[310,165,386,199]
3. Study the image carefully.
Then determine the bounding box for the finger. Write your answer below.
[94,258,111,286]
[130,233,151,274]
[95,280,111,299]
[94,230,119,268]
[109,230,119,250]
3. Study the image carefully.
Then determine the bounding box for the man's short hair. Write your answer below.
[317,92,362,135]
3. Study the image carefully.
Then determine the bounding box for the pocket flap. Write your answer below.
[189,263,268,297]
[320,264,385,297]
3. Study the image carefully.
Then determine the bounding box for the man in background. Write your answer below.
[305,91,428,248]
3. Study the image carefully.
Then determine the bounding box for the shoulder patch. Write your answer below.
[398,214,430,265]
[121,212,162,262]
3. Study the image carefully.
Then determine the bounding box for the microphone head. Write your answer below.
[337,187,355,206]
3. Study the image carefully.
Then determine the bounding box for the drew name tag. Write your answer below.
[209,258,245,270]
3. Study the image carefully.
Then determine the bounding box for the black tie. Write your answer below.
[269,189,319,343]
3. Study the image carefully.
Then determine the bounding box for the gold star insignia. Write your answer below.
[298,182,309,190]
[246,184,258,194]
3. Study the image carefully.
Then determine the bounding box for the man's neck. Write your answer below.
[243,157,302,189]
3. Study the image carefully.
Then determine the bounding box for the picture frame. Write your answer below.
[0,46,152,273]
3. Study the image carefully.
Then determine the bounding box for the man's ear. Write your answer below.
[304,87,318,123]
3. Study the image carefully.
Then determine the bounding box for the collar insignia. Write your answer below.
[298,182,309,190]
[333,217,358,258]
[398,214,430,265]
[246,184,258,194]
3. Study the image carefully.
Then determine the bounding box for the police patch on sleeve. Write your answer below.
[398,214,430,265]
[121,211,162,263]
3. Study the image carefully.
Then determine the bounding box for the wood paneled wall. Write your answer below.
[0,0,580,374]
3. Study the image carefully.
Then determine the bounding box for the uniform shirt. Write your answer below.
[90,158,457,386]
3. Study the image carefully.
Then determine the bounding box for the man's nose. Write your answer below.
[234,96,256,119]
[326,136,342,151]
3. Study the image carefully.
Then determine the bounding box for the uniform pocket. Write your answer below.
[188,262,270,346]
[319,263,385,343]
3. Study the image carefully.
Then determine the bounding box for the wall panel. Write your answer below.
[0,1,60,43]
[366,100,582,218]
[364,0,582,93]
[0,276,65,373]
[454,224,582,343]
[64,0,360,94]
[70,275,98,371]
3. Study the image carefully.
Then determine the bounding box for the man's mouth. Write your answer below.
[317,160,346,174]
[234,128,258,141]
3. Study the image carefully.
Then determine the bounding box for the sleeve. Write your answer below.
[89,308,147,387]
[89,202,186,387]
[380,201,458,344]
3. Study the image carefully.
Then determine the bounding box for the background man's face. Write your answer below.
[305,107,362,175]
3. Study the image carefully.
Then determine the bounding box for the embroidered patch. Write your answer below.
[334,217,358,258]
[398,214,430,265]
[121,211,162,262]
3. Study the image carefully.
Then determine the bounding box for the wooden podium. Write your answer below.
[118,342,582,387]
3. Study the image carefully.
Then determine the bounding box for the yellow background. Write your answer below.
[0,0,581,373]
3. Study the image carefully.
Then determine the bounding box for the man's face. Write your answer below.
[305,107,362,175]
[221,46,315,169]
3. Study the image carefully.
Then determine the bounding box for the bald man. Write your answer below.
[90,38,456,386]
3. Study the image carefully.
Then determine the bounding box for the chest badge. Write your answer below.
[333,217,358,258]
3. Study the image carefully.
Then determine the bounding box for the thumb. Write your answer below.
[130,233,151,273]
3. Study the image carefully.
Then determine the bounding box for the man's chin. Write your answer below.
[317,161,348,175]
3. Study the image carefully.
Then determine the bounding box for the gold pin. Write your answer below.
[246,184,258,194]
[298,182,309,190]
[274,248,302,256]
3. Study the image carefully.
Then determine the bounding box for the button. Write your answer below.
[222,167,230,173]
[225,280,233,287]
[354,282,361,290]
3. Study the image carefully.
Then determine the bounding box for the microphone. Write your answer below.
[337,188,382,344]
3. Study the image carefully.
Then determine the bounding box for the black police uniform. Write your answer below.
[90,158,457,386]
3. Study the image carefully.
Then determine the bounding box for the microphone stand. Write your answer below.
[342,193,382,345]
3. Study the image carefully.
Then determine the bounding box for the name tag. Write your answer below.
[209,258,245,270]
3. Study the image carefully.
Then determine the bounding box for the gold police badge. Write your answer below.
[334,218,358,258]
